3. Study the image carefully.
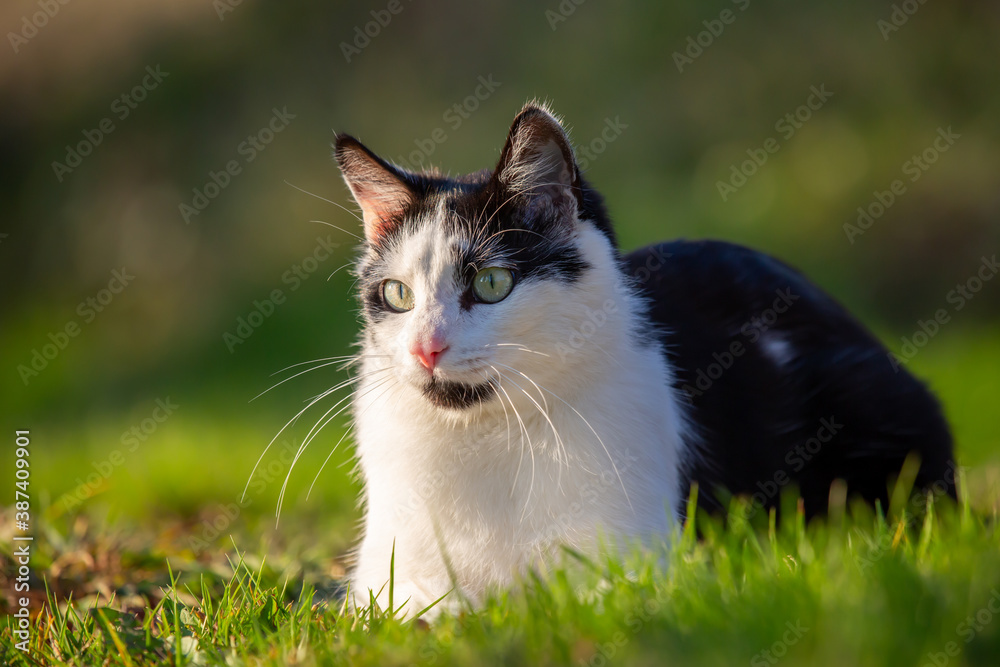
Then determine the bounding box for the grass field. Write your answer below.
[3,0,998,663]
[2,326,999,666]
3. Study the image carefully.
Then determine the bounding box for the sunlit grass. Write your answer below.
[3,490,999,666]
[2,325,998,665]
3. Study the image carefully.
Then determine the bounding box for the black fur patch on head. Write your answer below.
[422,377,496,409]
[371,166,616,248]
[355,170,612,319]
[344,103,621,322]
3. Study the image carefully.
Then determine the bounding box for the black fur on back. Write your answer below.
[624,240,957,518]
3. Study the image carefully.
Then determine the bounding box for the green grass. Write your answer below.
[2,325,999,665]
[3,491,999,666]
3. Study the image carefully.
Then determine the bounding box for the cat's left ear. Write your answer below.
[334,134,415,243]
[494,103,582,218]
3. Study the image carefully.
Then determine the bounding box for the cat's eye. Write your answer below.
[472,267,515,304]
[382,279,415,312]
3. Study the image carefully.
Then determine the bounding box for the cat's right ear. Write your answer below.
[334,135,414,244]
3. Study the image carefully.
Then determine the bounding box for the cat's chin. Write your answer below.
[421,377,496,410]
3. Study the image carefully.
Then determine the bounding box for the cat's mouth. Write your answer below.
[421,377,496,410]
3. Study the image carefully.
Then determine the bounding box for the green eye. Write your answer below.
[382,279,415,312]
[472,267,515,304]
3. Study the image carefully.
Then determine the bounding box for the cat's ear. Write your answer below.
[494,102,582,218]
[334,135,414,243]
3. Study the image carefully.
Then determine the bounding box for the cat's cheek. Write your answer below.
[376,321,413,369]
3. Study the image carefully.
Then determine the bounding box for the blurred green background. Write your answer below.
[1,0,998,560]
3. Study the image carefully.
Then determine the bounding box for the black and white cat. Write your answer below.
[332,102,955,614]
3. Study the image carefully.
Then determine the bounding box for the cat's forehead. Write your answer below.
[358,171,586,291]
[425,177,507,239]
[374,183,512,261]
[388,203,465,276]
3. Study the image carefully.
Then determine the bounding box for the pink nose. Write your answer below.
[411,337,449,372]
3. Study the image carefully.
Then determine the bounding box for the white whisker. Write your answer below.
[493,362,633,513]
[251,359,345,403]
[243,365,391,503]
[284,179,364,227]
[492,367,567,490]
[481,371,512,455]
[310,219,363,241]
[268,355,364,377]
[290,365,391,405]
[327,262,354,282]
[484,343,551,358]
[306,377,400,500]
[480,226,549,247]
[268,353,390,378]
[490,365,536,519]
[276,372,396,522]
[483,189,528,229]
[243,384,341,503]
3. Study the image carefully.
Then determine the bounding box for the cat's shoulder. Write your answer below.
[624,239,821,305]
[623,239,843,315]
[622,238,877,347]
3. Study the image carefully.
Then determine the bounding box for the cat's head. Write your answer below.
[335,102,620,411]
